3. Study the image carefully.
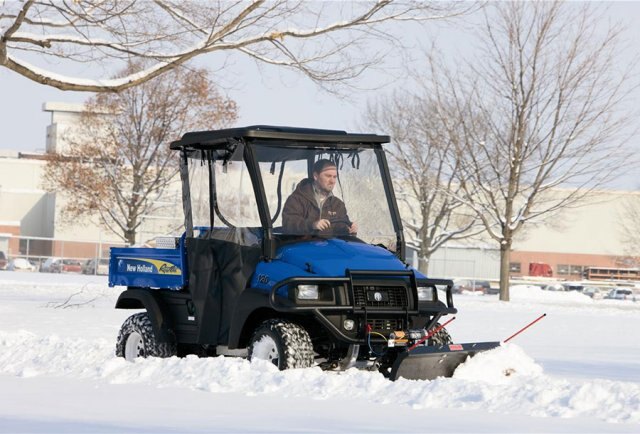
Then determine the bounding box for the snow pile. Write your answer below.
[509,285,591,303]
[1,329,639,424]
[460,289,486,296]
[453,344,543,384]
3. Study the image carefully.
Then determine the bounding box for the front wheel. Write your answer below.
[428,324,453,346]
[115,312,176,361]
[248,319,314,369]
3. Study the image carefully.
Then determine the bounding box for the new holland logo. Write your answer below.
[125,258,182,275]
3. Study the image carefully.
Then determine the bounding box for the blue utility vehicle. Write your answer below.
[110,126,499,380]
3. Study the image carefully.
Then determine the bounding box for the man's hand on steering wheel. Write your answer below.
[313,219,331,231]
[348,222,358,234]
[326,217,358,235]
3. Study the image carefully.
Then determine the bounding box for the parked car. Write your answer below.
[7,258,37,272]
[604,288,637,301]
[509,284,543,292]
[452,279,490,295]
[54,259,83,273]
[82,258,110,275]
[0,251,7,270]
[582,286,604,299]
[562,283,584,292]
[486,283,500,295]
[40,257,62,273]
[542,283,565,291]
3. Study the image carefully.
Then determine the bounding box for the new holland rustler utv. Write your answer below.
[109,125,499,381]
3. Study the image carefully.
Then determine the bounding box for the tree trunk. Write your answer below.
[125,229,136,246]
[418,254,430,274]
[499,240,512,301]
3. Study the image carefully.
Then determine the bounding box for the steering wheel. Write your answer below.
[328,218,353,235]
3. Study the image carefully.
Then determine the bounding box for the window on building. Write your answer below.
[509,262,521,273]
[570,265,584,275]
[557,264,569,275]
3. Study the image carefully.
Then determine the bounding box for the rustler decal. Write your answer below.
[119,257,182,275]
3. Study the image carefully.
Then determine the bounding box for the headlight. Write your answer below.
[297,284,319,300]
[343,319,355,331]
[417,286,434,301]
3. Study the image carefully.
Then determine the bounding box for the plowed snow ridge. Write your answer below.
[1,273,639,427]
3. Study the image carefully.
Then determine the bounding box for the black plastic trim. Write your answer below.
[179,151,193,238]
[115,289,173,342]
[374,145,405,261]
[243,142,276,259]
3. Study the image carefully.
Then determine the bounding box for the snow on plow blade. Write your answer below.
[389,342,501,381]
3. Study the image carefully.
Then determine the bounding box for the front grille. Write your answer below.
[353,285,408,308]
[368,318,403,333]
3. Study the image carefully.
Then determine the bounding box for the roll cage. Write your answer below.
[170,125,406,261]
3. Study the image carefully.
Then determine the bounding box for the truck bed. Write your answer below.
[109,245,186,290]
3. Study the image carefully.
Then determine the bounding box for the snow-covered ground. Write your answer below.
[1,271,639,433]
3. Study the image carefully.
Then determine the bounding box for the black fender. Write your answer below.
[115,288,174,343]
[227,288,276,349]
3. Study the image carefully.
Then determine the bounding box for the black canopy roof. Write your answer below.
[169,125,390,151]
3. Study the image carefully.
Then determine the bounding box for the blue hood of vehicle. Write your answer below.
[275,238,409,276]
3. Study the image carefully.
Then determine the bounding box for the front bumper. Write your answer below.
[268,269,457,344]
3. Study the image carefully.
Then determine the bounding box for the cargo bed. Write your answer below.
[108,238,186,290]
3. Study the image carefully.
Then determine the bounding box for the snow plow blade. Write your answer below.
[389,342,501,381]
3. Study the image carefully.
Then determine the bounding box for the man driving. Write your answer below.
[282,159,358,236]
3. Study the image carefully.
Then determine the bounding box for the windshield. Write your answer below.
[254,144,397,250]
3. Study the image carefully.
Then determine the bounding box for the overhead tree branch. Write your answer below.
[0,0,475,91]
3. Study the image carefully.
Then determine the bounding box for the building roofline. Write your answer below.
[42,102,86,113]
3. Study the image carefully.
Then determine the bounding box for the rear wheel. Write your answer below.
[115,312,176,361]
[248,319,314,369]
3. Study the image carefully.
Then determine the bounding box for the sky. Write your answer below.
[1,2,639,188]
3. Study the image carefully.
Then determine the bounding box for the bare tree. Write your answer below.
[365,92,482,274]
[426,2,637,300]
[618,193,640,267]
[0,1,473,92]
[42,64,238,245]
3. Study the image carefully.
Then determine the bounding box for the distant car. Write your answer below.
[7,258,37,272]
[604,288,637,301]
[82,258,110,275]
[40,257,62,273]
[0,251,7,270]
[582,286,604,299]
[452,279,490,295]
[51,259,82,273]
[509,284,542,292]
[543,283,565,291]
[486,284,500,295]
[562,283,584,292]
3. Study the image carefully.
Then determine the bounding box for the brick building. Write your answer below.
[509,190,639,279]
